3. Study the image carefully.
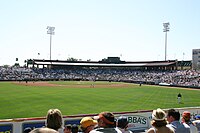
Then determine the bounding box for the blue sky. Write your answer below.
[0,0,200,66]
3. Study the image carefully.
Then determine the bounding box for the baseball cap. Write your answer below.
[182,111,191,121]
[24,127,32,133]
[94,112,115,125]
[64,124,72,129]
[80,117,97,129]
[117,116,128,129]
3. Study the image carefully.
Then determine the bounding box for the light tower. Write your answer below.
[163,22,170,61]
[47,26,55,60]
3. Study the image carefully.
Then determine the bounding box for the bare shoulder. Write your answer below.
[146,128,155,133]
[167,126,175,133]
[30,128,59,133]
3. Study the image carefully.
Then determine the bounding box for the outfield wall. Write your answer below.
[0,107,199,133]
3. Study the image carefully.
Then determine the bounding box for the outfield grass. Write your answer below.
[0,81,199,119]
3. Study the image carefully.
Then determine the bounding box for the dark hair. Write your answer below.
[152,120,167,127]
[103,112,114,123]
[167,109,180,121]
[71,124,79,133]
[46,109,62,131]
[102,112,115,128]
[65,124,72,130]
[117,116,128,129]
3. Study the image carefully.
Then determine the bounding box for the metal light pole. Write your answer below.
[47,26,55,60]
[163,22,170,61]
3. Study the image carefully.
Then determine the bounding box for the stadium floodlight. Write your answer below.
[163,22,170,61]
[47,26,55,61]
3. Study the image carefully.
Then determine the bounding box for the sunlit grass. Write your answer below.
[0,81,199,119]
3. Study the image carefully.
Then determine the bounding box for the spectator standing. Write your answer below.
[116,116,132,133]
[147,108,174,133]
[193,115,200,133]
[166,109,190,133]
[177,93,182,104]
[90,111,122,133]
[182,111,198,133]
[80,117,97,133]
[46,109,63,133]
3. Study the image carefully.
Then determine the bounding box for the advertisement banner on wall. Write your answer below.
[64,119,81,125]
[0,124,13,133]
[22,121,45,131]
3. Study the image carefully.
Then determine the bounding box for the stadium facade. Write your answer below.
[26,57,192,70]
[192,49,200,70]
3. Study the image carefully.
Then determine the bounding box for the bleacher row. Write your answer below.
[0,66,200,88]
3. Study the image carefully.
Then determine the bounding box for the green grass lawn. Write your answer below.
[0,81,199,119]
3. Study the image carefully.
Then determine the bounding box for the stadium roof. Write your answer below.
[28,59,177,67]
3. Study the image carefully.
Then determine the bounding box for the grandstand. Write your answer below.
[0,57,199,133]
[27,58,179,70]
[0,58,199,88]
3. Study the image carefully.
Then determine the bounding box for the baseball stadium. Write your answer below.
[0,57,199,132]
[2,0,200,132]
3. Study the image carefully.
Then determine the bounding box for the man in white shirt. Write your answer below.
[166,109,190,133]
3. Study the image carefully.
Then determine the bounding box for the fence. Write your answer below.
[0,107,199,133]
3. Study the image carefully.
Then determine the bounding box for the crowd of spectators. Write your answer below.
[0,66,200,87]
[26,108,200,133]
